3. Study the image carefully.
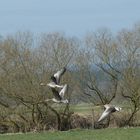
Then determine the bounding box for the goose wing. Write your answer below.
[104,104,117,112]
[98,104,121,122]
[98,107,111,122]
[104,104,112,109]
[47,82,63,88]
[51,88,61,100]
[51,67,66,84]
[47,82,56,88]
[58,67,66,76]
[51,75,57,83]
[105,104,122,112]
[59,84,68,98]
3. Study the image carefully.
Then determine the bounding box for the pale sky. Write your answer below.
[0,0,140,37]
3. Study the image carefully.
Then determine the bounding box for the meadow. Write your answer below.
[0,103,140,140]
[0,128,140,140]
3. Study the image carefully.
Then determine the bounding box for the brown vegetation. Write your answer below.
[0,24,140,133]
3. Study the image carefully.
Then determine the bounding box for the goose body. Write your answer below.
[40,82,64,88]
[47,82,64,88]
[48,84,68,104]
[97,104,121,122]
[41,67,68,104]
[59,84,68,98]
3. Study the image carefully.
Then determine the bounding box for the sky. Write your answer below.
[0,0,140,37]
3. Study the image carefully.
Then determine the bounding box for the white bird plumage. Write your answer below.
[51,67,66,84]
[47,84,68,104]
[97,104,122,122]
[47,82,64,88]
[59,84,68,98]
[41,67,68,104]
[40,82,63,88]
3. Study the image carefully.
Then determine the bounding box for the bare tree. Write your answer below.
[117,27,140,125]
[75,29,120,106]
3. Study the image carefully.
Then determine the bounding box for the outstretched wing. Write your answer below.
[97,108,110,122]
[104,104,120,113]
[59,67,66,76]
[51,76,57,84]
[51,88,61,100]
[47,82,64,88]
[52,67,66,84]
[59,84,68,98]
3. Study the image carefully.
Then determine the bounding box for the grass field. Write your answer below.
[71,103,94,115]
[0,128,140,140]
[1,103,139,140]
[53,103,96,115]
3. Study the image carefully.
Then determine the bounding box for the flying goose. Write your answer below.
[51,67,66,84]
[97,104,122,122]
[46,84,68,104]
[40,81,64,88]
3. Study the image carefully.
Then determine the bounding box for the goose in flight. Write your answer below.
[97,104,121,122]
[46,84,68,104]
[40,81,64,88]
[51,67,66,84]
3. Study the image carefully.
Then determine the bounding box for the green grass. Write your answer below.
[0,128,140,140]
[71,103,101,116]
[52,103,94,115]
[71,103,94,115]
